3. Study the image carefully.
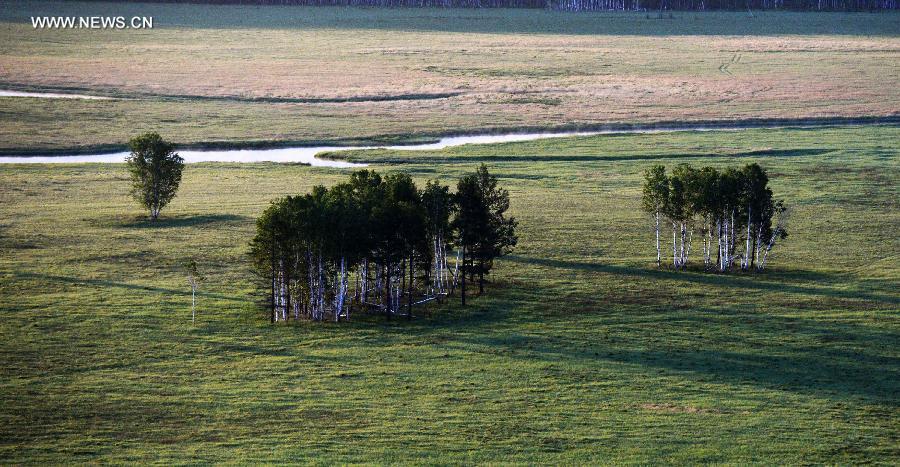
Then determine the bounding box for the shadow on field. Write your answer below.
[10,271,245,303]
[504,255,900,305]
[93,214,250,229]
[474,332,899,403]
[445,284,900,403]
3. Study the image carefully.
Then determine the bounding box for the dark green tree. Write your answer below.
[249,198,296,323]
[125,132,184,220]
[452,173,482,306]
[422,180,456,298]
[688,166,722,269]
[717,167,744,270]
[325,182,367,320]
[347,170,384,306]
[737,163,788,271]
[249,168,516,323]
[452,165,517,302]
[641,165,669,267]
[665,164,692,268]
[369,173,427,317]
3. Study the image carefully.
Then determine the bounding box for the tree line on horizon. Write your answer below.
[102,0,898,10]
[249,165,517,322]
[641,162,789,272]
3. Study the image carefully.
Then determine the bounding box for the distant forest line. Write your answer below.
[92,0,899,11]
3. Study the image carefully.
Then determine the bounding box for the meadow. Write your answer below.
[1,1,899,153]
[1,125,898,463]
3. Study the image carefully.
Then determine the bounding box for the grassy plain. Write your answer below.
[1,1,899,152]
[1,125,898,463]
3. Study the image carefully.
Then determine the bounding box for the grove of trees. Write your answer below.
[125,132,184,221]
[641,162,789,272]
[249,164,517,322]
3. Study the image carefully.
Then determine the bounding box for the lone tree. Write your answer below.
[126,132,184,220]
[184,259,204,323]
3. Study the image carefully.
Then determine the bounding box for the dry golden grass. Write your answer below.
[0,4,898,151]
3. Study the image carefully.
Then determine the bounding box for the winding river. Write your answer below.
[0,90,113,100]
[0,127,815,167]
[2,89,895,166]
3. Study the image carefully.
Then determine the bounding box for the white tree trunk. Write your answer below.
[759,225,783,271]
[672,222,678,268]
[718,219,725,272]
[336,256,346,321]
[453,248,461,289]
[755,226,763,270]
[317,252,324,321]
[685,229,693,266]
[308,253,315,320]
[745,206,752,270]
[729,209,736,269]
[655,211,661,267]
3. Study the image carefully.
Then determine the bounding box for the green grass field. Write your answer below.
[1,125,898,463]
[1,1,899,153]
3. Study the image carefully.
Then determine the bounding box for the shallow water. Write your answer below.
[0,123,865,166]
[0,90,112,100]
[0,129,714,166]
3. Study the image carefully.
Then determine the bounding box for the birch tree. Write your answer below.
[249,168,513,323]
[663,166,690,269]
[641,165,669,267]
[325,183,366,321]
[758,202,789,271]
[643,162,789,274]
[348,170,384,308]
[422,180,456,300]
[184,260,203,323]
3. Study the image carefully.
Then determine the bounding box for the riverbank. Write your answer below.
[2,116,898,159]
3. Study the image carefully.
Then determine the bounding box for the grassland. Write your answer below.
[1,125,898,463]
[1,1,899,152]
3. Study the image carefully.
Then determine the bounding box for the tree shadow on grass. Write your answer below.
[490,336,899,404]
[9,271,245,303]
[92,214,251,229]
[9,268,897,404]
[441,286,900,403]
[503,255,900,306]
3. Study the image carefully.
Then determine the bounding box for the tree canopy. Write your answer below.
[125,132,184,221]
[641,162,788,272]
[250,165,517,323]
